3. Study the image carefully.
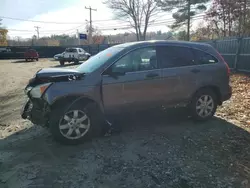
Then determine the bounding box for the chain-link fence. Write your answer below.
[0,38,250,72]
[0,44,116,60]
[204,37,250,72]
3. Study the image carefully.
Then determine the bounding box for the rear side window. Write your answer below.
[193,49,218,65]
[157,46,195,68]
[66,48,77,52]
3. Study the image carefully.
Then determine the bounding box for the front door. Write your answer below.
[102,46,163,114]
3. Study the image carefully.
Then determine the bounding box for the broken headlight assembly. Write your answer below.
[29,83,52,98]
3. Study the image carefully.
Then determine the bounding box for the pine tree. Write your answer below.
[156,0,210,41]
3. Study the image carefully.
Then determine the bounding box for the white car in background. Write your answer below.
[59,48,91,66]
[0,47,11,53]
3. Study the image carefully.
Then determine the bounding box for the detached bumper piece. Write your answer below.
[21,98,49,125]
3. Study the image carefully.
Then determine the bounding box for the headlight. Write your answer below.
[30,83,52,98]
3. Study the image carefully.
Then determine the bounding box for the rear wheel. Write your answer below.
[36,58,39,61]
[74,59,79,64]
[60,61,65,66]
[190,89,217,121]
[49,102,104,145]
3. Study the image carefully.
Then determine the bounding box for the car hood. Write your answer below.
[27,68,84,87]
[36,68,81,77]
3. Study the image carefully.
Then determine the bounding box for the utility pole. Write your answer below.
[77,29,80,46]
[187,0,191,41]
[34,26,40,39]
[85,6,97,44]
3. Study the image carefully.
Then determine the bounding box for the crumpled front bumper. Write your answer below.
[21,98,50,126]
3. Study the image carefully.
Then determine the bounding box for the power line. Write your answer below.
[0,16,83,25]
[7,24,85,33]
[6,14,205,36]
[0,12,205,26]
[97,14,205,30]
[0,15,127,24]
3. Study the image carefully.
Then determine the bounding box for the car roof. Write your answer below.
[115,40,212,50]
[66,47,79,49]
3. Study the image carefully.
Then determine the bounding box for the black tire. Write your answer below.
[190,88,218,121]
[60,61,64,66]
[36,58,39,61]
[49,102,104,145]
[74,59,79,64]
[25,59,28,62]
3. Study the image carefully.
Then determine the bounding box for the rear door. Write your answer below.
[192,48,221,87]
[157,45,197,104]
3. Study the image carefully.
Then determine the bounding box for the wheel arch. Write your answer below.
[192,85,222,105]
[50,95,103,113]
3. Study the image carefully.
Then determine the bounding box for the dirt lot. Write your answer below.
[0,59,250,188]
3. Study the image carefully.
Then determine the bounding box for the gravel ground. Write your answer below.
[0,59,249,188]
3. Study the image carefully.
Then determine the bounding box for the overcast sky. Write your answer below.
[1,0,191,39]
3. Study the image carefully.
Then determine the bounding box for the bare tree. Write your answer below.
[104,0,158,41]
[85,23,102,44]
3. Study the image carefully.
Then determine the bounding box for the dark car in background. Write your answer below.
[21,40,232,145]
[24,49,39,62]
[54,52,64,60]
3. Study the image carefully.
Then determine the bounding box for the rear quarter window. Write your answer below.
[193,49,218,65]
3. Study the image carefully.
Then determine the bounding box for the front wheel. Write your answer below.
[60,61,65,66]
[49,102,103,145]
[190,89,217,121]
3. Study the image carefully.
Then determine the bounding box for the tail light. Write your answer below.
[216,51,230,76]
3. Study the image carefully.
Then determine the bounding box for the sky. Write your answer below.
[0,0,176,39]
[0,0,208,39]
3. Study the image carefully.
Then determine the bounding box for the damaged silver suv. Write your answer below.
[21,41,232,144]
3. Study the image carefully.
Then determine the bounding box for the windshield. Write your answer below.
[76,46,124,73]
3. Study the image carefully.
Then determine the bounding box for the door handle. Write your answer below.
[145,73,159,78]
[191,69,200,73]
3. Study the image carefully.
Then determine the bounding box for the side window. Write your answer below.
[158,46,195,68]
[193,49,218,65]
[78,49,82,53]
[111,47,157,73]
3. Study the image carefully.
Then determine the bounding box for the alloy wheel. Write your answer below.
[59,110,90,140]
[195,95,214,118]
